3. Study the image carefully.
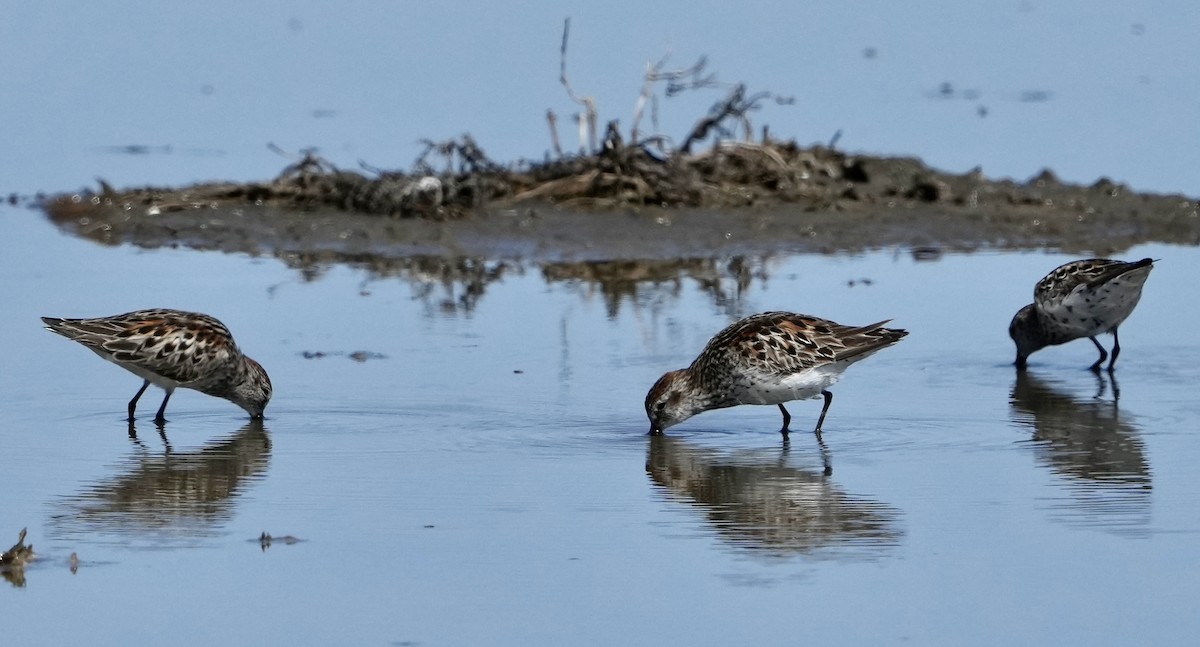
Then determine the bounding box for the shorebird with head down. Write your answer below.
[645,311,907,438]
[1009,258,1154,372]
[43,309,272,423]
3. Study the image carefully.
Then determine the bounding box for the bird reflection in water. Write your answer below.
[48,420,271,547]
[645,436,901,558]
[127,418,168,447]
[1010,371,1150,534]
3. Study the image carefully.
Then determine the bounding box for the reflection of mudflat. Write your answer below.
[542,257,764,318]
[1010,372,1151,534]
[646,436,901,557]
[276,255,510,315]
[48,421,271,547]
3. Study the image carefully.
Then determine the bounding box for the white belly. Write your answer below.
[92,348,183,391]
[1044,279,1146,337]
[733,364,844,405]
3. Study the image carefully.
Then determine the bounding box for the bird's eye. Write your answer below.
[654,402,665,413]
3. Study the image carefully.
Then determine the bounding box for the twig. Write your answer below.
[828,129,843,150]
[575,113,588,154]
[631,53,714,147]
[662,56,716,97]
[270,144,337,184]
[680,84,744,154]
[631,49,672,145]
[359,159,388,176]
[546,109,563,157]
[559,18,598,153]
[679,85,795,154]
[414,136,497,175]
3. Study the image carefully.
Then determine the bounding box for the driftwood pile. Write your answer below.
[50,135,971,220]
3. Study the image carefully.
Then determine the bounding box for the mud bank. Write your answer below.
[39,143,1200,296]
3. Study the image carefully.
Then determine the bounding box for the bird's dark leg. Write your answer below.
[128,380,151,421]
[813,428,833,476]
[154,390,173,425]
[813,390,834,432]
[1087,336,1108,373]
[1107,327,1121,373]
[1091,370,1107,400]
[778,404,791,437]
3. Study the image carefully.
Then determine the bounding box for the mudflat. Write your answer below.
[41,141,1199,265]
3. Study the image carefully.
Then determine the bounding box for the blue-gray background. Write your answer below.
[3,1,1196,195]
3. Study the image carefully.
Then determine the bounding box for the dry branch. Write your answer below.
[558,18,598,153]
[546,109,563,157]
[680,85,795,154]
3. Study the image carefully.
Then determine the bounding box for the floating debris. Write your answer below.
[259,532,303,550]
[1019,90,1053,103]
[0,528,33,566]
[911,246,944,262]
[1,528,35,587]
[301,350,387,362]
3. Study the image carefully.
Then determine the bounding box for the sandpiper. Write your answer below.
[645,311,907,437]
[1009,258,1154,372]
[42,309,272,423]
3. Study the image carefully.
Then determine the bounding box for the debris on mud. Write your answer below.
[40,134,1200,273]
[42,137,1200,225]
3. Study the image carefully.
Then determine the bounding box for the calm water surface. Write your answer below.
[3,212,1199,645]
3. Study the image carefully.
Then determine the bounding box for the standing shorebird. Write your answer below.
[42,309,272,423]
[645,312,907,437]
[1009,258,1154,372]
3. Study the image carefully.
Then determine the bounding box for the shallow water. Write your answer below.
[3,211,1200,645]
